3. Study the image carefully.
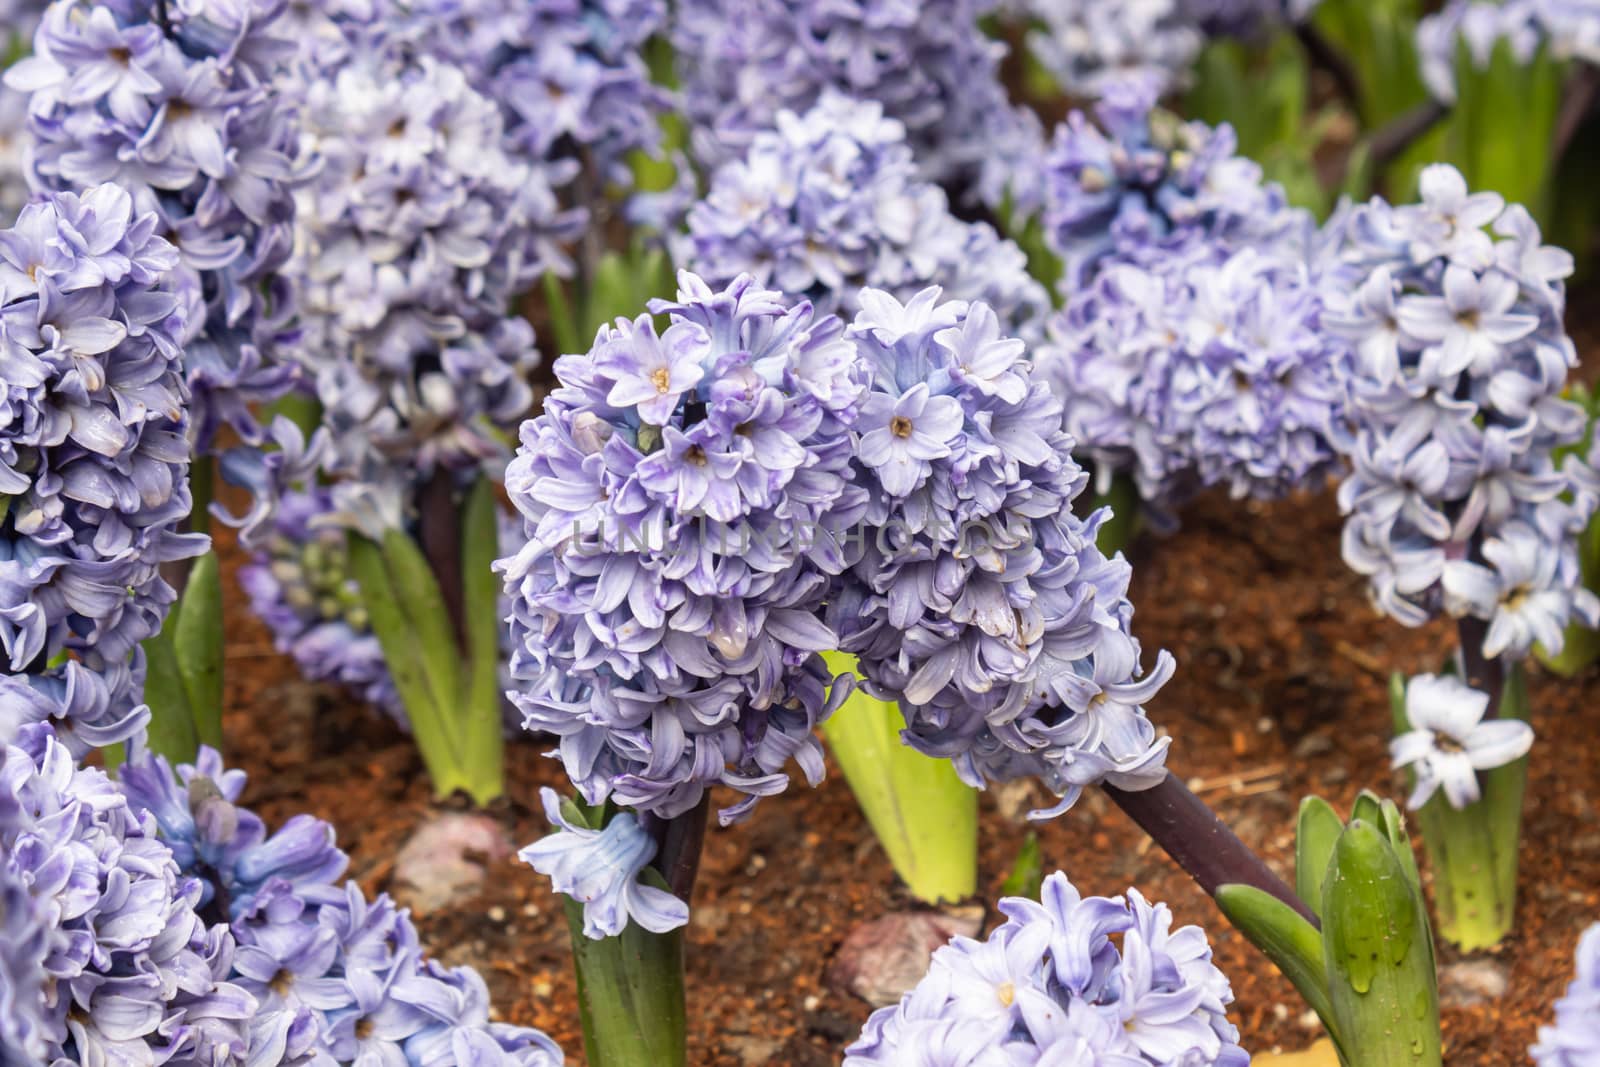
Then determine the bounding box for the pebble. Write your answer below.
[827,909,985,1007]
[392,812,513,914]
[1440,959,1510,1007]
[487,906,507,923]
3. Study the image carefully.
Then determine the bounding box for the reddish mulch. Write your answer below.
[216,476,1600,1067]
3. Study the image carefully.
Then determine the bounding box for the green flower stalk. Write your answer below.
[1389,667,1532,951]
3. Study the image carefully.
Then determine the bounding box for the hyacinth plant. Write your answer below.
[1319,163,1595,949]
[498,272,865,1065]
[0,184,207,758]
[680,90,1052,905]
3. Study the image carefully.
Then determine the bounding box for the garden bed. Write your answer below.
[218,466,1600,1066]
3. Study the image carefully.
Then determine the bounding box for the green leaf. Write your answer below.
[173,551,225,751]
[564,869,688,1067]
[1215,884,1343,1057]
[1321,820,1442,1067]
[1295,797,1343,921]
[379,527,465,728]
[350,535,469,798]
[458,476,505,805]
[140,627,199,763]
[820,651,978,904]
[1000,833,1044,902]
[542,271,583,358]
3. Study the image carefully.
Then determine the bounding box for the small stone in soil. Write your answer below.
[392,811,513,915]
[827,909,985,1007]
[1440,959,1510,1007]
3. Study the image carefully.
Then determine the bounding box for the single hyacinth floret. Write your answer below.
[0,184,202,751]
[828,287,1174,818]
[845,870,1249,1065]
[498,271,866,824]
[117,744,567,1066]
[2,724,255,1065]
[10,0,306,453]
[683,91,1049,340]
[1321,164,1598,660]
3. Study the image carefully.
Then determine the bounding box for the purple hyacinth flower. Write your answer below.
[519,787,689,940]
[845,871,1248,1065]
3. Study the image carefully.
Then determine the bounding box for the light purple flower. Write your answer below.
[3,724,255,1065]
[846,871,1247,1065]
[682,92,1048,339]
[499,272,864,823]
[1321,165,1595,660]
[118,744,566,1066]
[833,287,1174,817]
[520,787,689,940]
[670,0,1042,210]
[1391,673,1534,809]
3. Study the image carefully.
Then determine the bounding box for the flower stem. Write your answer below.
[1455,615,1504,716]
[643,796,711,903]
[418,470,467,650]
[1103,771,1318,926]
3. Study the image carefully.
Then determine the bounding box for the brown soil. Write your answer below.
[216,475,1600,1067]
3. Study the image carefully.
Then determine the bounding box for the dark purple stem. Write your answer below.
[1104,772,1319,927]
[1456,615,1505,718]
[1295,22,1364,118]
[1366,99,1451,172]
[1553,63,1600,165]
[417,470,467,652]
[643,797,711,903]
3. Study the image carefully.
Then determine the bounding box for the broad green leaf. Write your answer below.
[1216,884,1342,1056]
[1295,797,1343,921]
[350,535,468,797]
[459,476,505,805]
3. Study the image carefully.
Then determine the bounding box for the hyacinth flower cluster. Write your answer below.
[1321,164,1598,664]
[499,271,865,837]
[683,92,1049,340]
[826,287,1174,818]
[1040,76,1302,288]
[846,871,1248,1065]
[1032,79,1341,519]
[289,44,580,486]
[116,744,566,1066]
[669,0,1043,209]
[1533,923,1600,1064]
[3,724,256,1065]
[0,184,203,750]
[0,736,52,1066]
[313,0,670,192]
[9,0,305,455]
